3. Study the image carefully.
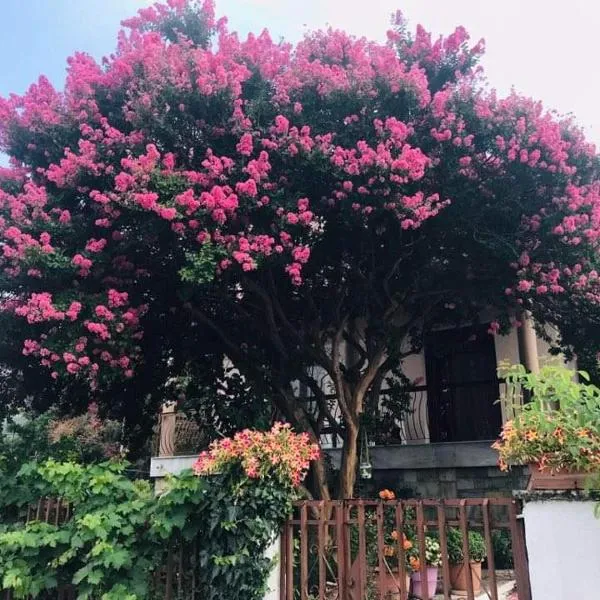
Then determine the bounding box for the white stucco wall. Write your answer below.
[523,500,600,600]
[494,327,521,366]
[536,324,578,372]
[263,536,281,600]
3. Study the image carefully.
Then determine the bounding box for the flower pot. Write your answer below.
[449,561,482,595]
[410,567,438,599]
[527,464,588,491]
[375,567,411,599]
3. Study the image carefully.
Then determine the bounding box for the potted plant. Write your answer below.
[408,536,441,599]
[378,531,413,598]
[446,528,486,595]
[376,490,412,597]
[492,364,600,490]
[350,490,412,597]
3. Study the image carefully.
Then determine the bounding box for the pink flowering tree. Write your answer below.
[1,0,599,498]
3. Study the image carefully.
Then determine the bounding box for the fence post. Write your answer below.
[521,495,600,600]
[159,402,177,457]
[263,535,281,600]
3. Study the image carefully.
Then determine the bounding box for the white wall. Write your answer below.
[263,536,281,600]
[494,327,521,366]
[523,500,600,600]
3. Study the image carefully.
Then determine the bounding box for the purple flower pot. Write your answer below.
[410,567,438,599]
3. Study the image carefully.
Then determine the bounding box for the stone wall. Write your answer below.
[369,465,528,498]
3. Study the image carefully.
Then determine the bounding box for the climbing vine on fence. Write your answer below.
[0,424,318,599]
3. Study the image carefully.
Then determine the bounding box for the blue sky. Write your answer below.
[1,0,599,146]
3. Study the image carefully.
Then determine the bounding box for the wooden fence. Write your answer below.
[281,498,531,600]
[3,497,531,600]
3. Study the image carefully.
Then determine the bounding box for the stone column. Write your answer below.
[159,402,177,457]
[517,311,539,374]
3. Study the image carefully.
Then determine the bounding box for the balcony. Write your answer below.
[152,380,517,460]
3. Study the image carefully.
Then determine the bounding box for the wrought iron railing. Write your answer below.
[152,380,520,456]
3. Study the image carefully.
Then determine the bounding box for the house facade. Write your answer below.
[151,314,574,498]
[324,314,575,497]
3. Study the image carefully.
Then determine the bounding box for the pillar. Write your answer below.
[517,311,539,374]
[158,402,177,457]
[263,536,281,600]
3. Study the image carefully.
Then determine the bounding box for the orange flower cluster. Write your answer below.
[379,489,396,500]
[493,408,600,473]
[391,530,413,550]
[192,422,320,487]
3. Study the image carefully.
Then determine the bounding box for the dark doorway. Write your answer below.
[425,325,502,442]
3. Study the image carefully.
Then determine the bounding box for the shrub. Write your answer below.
[493,364,600,473]
[446,528,487,563]
[407,536,442,571]
[0,424,318,599]
[491,530,513,570]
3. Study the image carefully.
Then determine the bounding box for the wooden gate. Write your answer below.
[281,498,531,600]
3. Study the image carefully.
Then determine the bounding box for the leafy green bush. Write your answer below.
[1,405,123,468]
[0,424,317,600]
[0,461,295,599]
[0,424,317,599]
[446,528,487,563]
[491,530,513,569]
[493,364,600,473]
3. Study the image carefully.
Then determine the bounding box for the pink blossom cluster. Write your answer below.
[0,0,599,387]
[13,289,146,384]
[193,422,320,487]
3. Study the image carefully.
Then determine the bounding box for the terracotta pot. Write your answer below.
[374,567,410,599]
[410,566,438,599]
[527,464,588,491]
[449,561,482,595]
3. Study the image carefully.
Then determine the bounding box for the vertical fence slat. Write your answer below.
[44,497,51,522]
[343,503,353,599]
[437,501,451,600]
[509,500,532,600]
[357,502,367,600]
[336,501,347,600]
[300,503,308,600]
[416,500,430,600]
[177,543,183,598]
[192,536,198,600]
[482,499,498,600]
[376,501,386,600]
[54,498,62,526]
[459,499,475,600]
[164,545,174,600]
[279,527,286,600]
[35,497,43,521]
[318,502,326,600]
[286,518,294,600]
[394,502,408,600]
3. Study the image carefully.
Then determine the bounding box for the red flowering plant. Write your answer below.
[192,422,320,488]
[1,0,600,501]
[493,364,600,474]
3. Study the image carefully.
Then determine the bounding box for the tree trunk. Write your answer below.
[311,454,331,501]
[338,420,359,499]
